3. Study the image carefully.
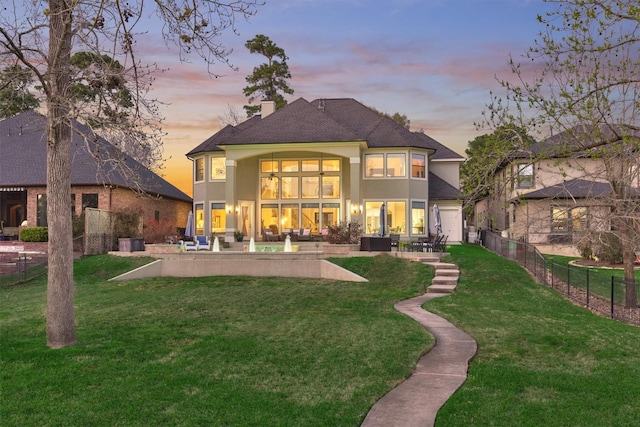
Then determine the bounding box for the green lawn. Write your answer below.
[543,253,640,304]
[2,247,639,426]
[1,254,432,426]
[428,244,640,426]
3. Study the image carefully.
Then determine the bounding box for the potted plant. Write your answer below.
[234,231,244,242]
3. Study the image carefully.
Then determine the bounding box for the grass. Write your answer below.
[1,254,432,426]
[3,248,640,426]
[427,244,640,426]
[543,253,640,304]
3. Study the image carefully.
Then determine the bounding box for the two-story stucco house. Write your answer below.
[473,125,640,254]
[186,97,464,243]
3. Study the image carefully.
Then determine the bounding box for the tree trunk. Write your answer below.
[46,0,76,348]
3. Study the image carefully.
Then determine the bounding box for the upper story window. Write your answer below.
[322,159,340,172]
[386,154,406,177]
[365,153,407,178]
[261,159,278,173]
[411,153,426,178]
[282,160,299,172]
[302,160,319,172]
[211,157,226,180]
[517,163,534,188]
[260,157,341,201]
[365,154,384,177]
[195,158,204,182]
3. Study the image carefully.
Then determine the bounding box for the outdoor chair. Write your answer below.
[263,228,279,242]
[297,228,312,241]
[424,234,444,252]
[434,235,448,252]
[180,238,197,251]
[195,235,211,251]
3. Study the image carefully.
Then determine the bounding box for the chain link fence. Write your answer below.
[0,251,48,287]
[483,230,639,326]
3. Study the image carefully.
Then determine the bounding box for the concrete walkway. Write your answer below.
[362,270,477,426]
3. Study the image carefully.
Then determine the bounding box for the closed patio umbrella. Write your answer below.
[185,211,195,238]
[379,203,386,237]
[433,204,442,235]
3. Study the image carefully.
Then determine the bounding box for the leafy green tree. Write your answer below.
[483,0,639,308]
[370,107,411,129]
[461,126,532,203]
[390,112,410,130]
[243,34,294,117]
[0,64,39,118]
[1,0,262,348]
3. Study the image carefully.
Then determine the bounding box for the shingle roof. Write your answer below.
[519,123,639,159]
[0,111,192,202]
[429,172,462,200]
[413,132,464,160]
[188,97,463,157]
[518,179,613,200]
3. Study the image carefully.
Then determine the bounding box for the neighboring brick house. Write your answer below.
[472,125,640,254]
[186,97,464,243]
[0,111,192,241]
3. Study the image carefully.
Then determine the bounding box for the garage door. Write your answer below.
[437,208,462,242]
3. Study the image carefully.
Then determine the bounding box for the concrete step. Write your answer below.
[432,275,458,286]
[425,262,457,269]
[427,283,457,293]
[435,269,459,277]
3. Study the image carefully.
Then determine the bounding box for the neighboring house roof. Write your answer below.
[187,97,463,159]
[0,110,192,202]
[429,172,462,200]
[518,123,639,159]
[518,179,613,200]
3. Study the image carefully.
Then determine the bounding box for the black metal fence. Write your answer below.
[483,231,639,326]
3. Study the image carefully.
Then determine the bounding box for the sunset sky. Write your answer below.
[137,0,555,196]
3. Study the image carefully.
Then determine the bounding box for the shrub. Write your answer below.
[113,211,142,239]
[143,218,177,244]
[595,232,623,264]
[327,221,361,244]
[576,238,593,260]
[72,213,85,238]
[20,226,48,242]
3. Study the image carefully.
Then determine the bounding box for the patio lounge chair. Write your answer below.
[195,235,211,251]
[180,238,197,251]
